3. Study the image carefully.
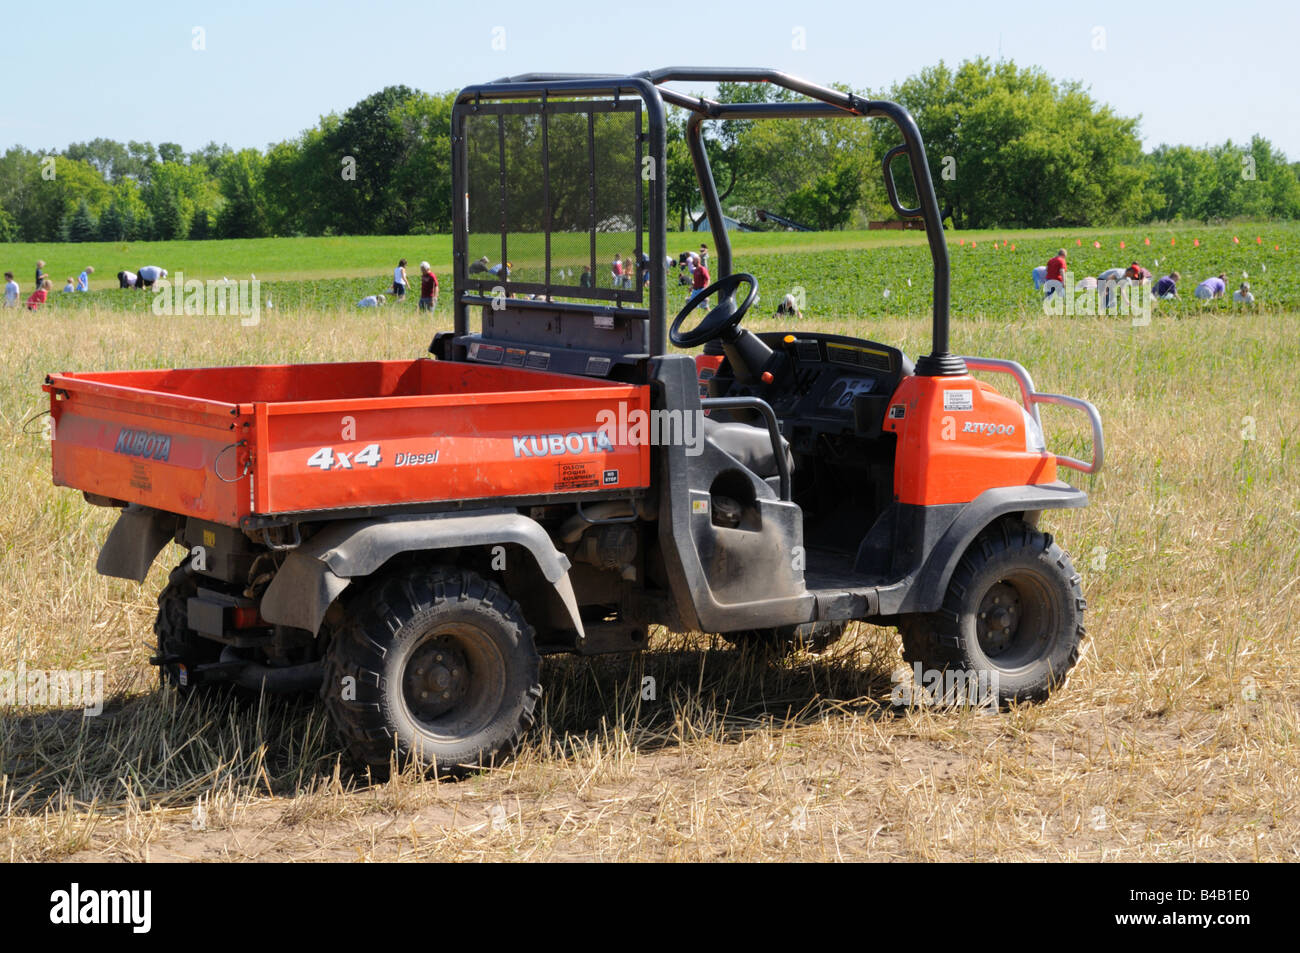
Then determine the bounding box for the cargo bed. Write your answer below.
[46,359,651,527]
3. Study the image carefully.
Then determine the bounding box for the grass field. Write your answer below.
[1,226,1298,861]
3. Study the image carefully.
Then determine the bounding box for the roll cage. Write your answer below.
[451,67,965,377]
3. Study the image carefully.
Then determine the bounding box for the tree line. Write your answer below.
[1,58,1296,244]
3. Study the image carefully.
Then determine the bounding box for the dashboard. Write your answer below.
[707,331,913,443]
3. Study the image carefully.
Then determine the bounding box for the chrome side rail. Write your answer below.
[961,356,1105,475]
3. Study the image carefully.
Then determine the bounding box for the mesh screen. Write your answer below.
[463,100,642,303]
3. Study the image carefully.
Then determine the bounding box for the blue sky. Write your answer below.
[3,0,1297,157]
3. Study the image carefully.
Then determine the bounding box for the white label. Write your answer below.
[943,389,973,412]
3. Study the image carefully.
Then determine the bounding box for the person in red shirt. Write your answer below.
[1044,249,1067,298]
[26,278,51,310]
[1124,261,1152,284]
[691,261,710,293]
[418,261,438,312]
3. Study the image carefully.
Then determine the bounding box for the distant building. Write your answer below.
[690,210,756,232]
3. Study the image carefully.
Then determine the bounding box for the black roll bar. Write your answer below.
[472,67,964,376]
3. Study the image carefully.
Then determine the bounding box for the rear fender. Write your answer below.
[259,509,583,638]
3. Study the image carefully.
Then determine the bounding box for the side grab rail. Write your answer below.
[961,356,1105,475]
[699,396,792,501]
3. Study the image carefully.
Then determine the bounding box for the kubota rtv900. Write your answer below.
[46,68,1103,776]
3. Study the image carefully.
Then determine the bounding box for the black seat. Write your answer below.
[703,417,793,479]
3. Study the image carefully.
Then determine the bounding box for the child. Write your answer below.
[393,259,408,298]
[4,271,19,307]
[62,277,76,293]
[1232,282,1255,305]
[358,293,386,308]
[27,278,52,310]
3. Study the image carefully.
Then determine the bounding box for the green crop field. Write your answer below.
[6,222,1295,321]
[1,225,1298,861]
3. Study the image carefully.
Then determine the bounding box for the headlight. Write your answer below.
[1021,407,1046,453]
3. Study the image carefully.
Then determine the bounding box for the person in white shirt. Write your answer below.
[1097,267,1127,310]
[393,259,409,298]
[358,294,386,308]
[137,265,167,288]
[118,270,138,289]
[1233,282,1255,305]
[4,272,20,306]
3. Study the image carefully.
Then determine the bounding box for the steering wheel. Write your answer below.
[669,273,758,348]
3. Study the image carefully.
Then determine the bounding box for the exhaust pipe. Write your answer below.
[214,646,323,694]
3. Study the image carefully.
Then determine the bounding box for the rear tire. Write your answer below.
[321,565,542,779]
[154,564,223,696]
[898,520,1085,705]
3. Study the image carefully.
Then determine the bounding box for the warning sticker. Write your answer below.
[129,461,153,492]
[555,461,600,491]
[943,389,974,412]
[691,499,709,515]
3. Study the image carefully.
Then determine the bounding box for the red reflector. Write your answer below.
[233,607,263,628]
[761,371,774,383]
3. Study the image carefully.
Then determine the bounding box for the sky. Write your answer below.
[2,0,1297,158]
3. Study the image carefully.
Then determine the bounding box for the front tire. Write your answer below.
[321,565,542,778]
[898,520,1085,705]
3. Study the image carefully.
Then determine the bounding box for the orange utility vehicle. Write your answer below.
[46,69,1103,776]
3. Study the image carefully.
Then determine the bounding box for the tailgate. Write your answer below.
[46,373,251,525]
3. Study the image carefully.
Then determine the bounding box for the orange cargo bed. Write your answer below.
[46,359,651,526]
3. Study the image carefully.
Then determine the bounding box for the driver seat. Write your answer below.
[703,417,793,481]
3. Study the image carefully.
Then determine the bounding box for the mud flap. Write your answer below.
[96,505,178,582]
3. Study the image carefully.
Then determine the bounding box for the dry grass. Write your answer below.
[1,302,1297,861]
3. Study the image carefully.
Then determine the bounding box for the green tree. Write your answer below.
[215,149,269,238]
[66,198,97,242]
[882,58,1152,228]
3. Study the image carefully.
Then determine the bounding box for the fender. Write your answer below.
[259,509,584,638]
[879,481,1089,615]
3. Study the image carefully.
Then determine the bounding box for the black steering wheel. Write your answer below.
[669,273,758,348]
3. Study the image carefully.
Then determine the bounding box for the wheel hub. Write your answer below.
[977,582,1021,657]
[404,636,470,721]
